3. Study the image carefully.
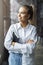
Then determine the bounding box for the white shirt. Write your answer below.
[4,22,37,65]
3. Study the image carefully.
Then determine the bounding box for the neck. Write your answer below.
[20,21,29,28]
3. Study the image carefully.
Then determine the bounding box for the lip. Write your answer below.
[18,17,22,20]
[18,18,22,21]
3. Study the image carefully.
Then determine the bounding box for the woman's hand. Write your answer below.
[26,40,34,44]
[11,42,16,46]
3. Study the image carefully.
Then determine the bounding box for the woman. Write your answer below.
[4,5,37,65]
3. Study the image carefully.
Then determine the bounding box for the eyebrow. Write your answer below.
[18,10,28,13]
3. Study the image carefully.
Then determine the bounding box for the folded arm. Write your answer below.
[26,27,37,54]
[4,25,37,54]
[4,25,27,53]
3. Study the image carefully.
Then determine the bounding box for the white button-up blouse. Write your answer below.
[4,22,37,65]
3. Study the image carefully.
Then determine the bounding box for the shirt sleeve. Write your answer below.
[26,26,37,54]
[4,24,27,53]
[12,42,27,53]
[4,24,14,51]
[30,26,37,43]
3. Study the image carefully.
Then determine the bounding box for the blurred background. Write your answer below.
[0,0,43,65]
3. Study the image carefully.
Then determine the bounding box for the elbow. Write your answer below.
[4,42,7,49]
[4,41,9,50]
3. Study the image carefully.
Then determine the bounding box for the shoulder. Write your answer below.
[30,24,36,30]
[29,24,37,33]
[9,23,20,32]
[10,23,20,29]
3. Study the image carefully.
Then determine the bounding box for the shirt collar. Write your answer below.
[17,22,30,30]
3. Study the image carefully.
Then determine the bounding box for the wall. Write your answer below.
[3,0,11,37]
[0,0,4,64]
[0,0,10,64]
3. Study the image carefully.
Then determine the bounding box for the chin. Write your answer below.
[18,19,25,22]
[18,19,22,22]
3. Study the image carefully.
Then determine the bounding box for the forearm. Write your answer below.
[4,39,27,54]
[11,42,27,53]
[11,42,35,54]
[26,41,36,54]
[4,35,37,54]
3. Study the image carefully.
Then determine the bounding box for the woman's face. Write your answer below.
[18,7,30,23]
